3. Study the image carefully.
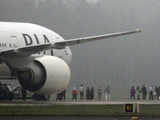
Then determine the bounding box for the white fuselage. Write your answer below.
[0,22,72,94]
[0,22,72,65]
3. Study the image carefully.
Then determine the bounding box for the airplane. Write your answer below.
[0,22,141,95]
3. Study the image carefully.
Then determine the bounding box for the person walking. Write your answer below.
[79,84,84,100]
[130,86,136,100]
[158,86,160,100]
[97,86,102,101]
[149,86,153,100]
[136,86,141,100]
[90,86,94,100]
[141,84,147,100]
[86,86,90,100]
[72,87,78,101]
[155,86,159,100]
[153,86,157,100]
[104,85,111,101]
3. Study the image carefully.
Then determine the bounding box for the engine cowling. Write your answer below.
[17,55,71,95]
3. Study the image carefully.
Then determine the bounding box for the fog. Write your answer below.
[0,0,160,99]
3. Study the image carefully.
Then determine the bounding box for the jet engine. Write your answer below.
[17,55,71,95]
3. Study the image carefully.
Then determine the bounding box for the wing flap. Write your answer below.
[0,43,52,56]
[18,43,52,53]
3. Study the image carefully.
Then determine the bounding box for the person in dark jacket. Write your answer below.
[86,86,90,100]
[155,86,159,100]
[141,84,147,100]
[62,89,66,101]
[56,92,63,101]
[90,86,94,100]
[148,86,153,100]
[158,86,160,100]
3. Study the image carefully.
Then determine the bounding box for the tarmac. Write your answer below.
[0,100,159,117]
[54,100,160,104]
[1,100,160,105]
[0,116,159,120]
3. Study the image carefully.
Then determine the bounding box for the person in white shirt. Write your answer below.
[79,84,84,100]
[104,85,111,101]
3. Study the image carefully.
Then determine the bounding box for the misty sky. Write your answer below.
[0,0,160,99]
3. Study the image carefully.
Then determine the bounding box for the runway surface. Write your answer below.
[54,100,160,105]
[0,100,159,117]
[0,116,159,120]
[2,100,160,105]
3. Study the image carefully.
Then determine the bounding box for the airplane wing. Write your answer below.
[53,28,141,49]
[0,29,141,56]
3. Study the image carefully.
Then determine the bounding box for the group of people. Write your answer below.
[97,85,111,101]
[56,84,111,101]
[72,85,95,101]
[72,84,111,101]
[130,85,160,100]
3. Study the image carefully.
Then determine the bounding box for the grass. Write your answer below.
[0,104,124,116]
[0,103,159,116]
